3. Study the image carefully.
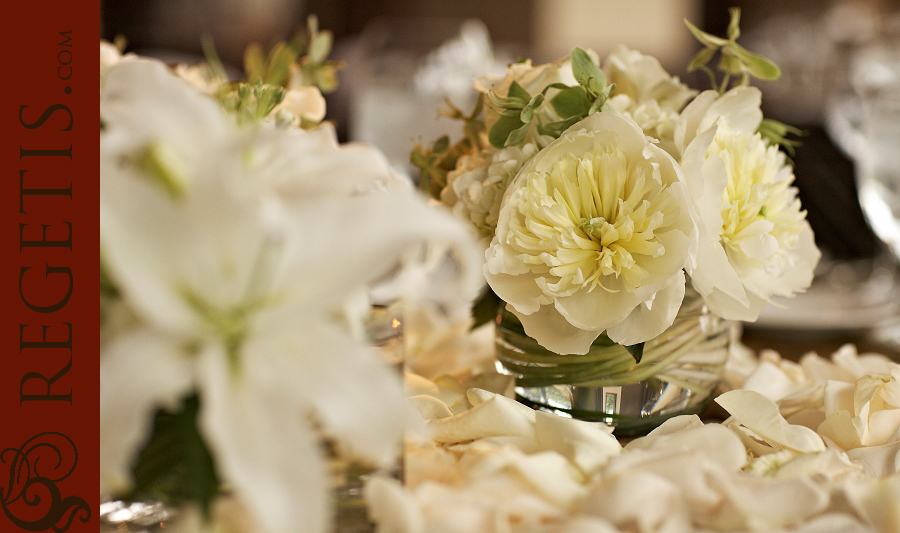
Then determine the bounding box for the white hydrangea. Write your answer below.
[440,143,538,245]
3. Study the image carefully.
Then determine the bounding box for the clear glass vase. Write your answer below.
[495,286,738,437]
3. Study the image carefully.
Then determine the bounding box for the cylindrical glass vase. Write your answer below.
[495,287,738,436]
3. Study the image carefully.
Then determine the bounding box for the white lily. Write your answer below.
[100,57,480,533]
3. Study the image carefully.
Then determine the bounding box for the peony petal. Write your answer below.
[428,389,536,444]
[365,475,424,533]
[842,474,900,532]
[606,270,685,345]
[534,411,621,476]
[716,390,826,453]
[580,470,691,533]
[704,86,763,134]
[847,441,900,478]
[511,303,605,355]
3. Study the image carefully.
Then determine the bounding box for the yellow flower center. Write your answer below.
[505,143,677,296]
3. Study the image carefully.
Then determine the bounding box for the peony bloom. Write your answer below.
[677,87,820,321]
[603,45,697,156]
[441,143,538,246]
[484,111,697,354]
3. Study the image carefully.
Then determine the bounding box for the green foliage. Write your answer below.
[126,394,220,517]
[624,343,645,364]
[470,288,503,330]
[291,15,342,94]
[757,118,805,156]
[200,15,341,125]
[685,8,781,93]
[220,81,287,125]
[411,96,486,200]
[486,48,615,149]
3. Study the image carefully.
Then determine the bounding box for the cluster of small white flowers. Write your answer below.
[368,343,900,533]
[441,143,537,246]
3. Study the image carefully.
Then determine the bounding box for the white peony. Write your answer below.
[484,111,697,354]
[677,86,820,321]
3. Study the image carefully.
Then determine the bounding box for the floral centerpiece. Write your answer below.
[412,10,820,431]
[99,19,481,533]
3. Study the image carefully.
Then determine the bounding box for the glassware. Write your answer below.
[495,285,738,437]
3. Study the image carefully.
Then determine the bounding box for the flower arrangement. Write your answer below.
[99,20,481,533]
[413,9,820,359]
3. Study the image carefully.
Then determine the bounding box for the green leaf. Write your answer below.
[571,47,605,91]
[684,18,729,48]
[432,135,451,154]
[624,342,644,364]
[264,43,297,86]
[757,118,804,154]
[243,43,266,83]
[537,116,580,138]
[309,31,333,63]
[727,7,741,40]
[717,51,743,76]
[731,44,781,80]
[489,114,525,148]
[127,394,220,516]
[520,93,544,123]
[506,121,530,147]
[471,289,503,329]
[687,46,717,72]
[549,85,591,119]
[507,80,531,103]
[588,84,615,115]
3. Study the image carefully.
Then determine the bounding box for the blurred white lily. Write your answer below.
[100,58,480,533]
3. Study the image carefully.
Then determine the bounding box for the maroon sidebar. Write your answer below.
[1,1,99,532]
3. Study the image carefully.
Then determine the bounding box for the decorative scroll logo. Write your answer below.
[1,432,90,532]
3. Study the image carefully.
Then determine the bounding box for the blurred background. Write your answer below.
[101,0,900,359]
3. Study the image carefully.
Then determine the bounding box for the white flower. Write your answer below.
[100,58,480,533]
[271,86,327,126]
[173,63,226,95]
[100,40,136,95]
[440,143,538,245]
[603,45,697,156]
[484,111,697,354]
[818,365,900,450]
[677,87,820,321]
